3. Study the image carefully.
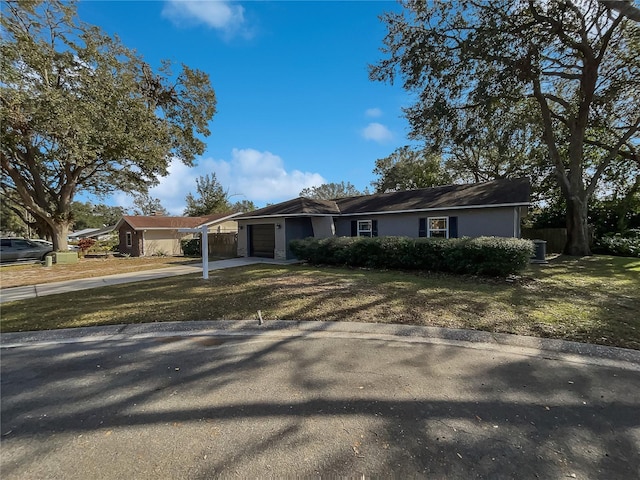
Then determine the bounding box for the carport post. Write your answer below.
[201,225,209,280]
[178,226,209,280]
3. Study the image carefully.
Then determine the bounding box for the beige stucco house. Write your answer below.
[116,212,239,257]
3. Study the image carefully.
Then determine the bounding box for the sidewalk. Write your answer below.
[0,257,297,304]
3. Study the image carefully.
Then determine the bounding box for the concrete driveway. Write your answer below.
[1,321,639,479]
[0,257,297,303]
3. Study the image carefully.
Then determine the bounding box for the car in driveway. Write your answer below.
[0,238,53,263]
[27,239,79,251]
[30,239,53,248]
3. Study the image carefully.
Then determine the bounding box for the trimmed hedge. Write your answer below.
[181,238,201,257]
[289,236,535,277]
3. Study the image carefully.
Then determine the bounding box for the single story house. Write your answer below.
[115,212,240,257]
[68,228,101,241]
[235,177,531,260]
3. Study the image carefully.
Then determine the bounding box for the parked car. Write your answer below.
[30,239,53,248]
[0,238,53,263]
[30,239,79,251]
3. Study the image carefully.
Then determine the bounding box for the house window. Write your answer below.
[126,231,132,247]
[357,220,372,237]
[428,217,448,238]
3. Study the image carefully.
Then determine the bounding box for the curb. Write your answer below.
[2,320,639,370]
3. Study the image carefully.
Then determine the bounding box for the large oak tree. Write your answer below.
[1,0,216,250]
[371,0,639,255]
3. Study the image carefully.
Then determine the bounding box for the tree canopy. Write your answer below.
[230,199,257,213]
[0,0,216,250]
[372,146,451,193]
[70,201,125,230]
[132,194,168,216]
[299,182,366,200]
[183,173,230,216]
[371,0,639,255]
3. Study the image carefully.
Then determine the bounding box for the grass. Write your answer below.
[0,256,198,288]
[1,255,638,350]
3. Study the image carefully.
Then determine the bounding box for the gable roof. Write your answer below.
[116,212,239,231]
[238,197,340,218]
[237,178,530,219]
[84,224,116,238]
[68,228,100,239]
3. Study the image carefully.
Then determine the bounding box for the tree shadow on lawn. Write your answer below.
[1,330,638,478]
[1,262,638,349]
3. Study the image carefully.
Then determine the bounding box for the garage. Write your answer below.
[249,224,275,258]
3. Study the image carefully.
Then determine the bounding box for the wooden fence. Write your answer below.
[521,228,567,253]
[207,232,238,258]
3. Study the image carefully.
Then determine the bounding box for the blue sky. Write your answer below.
[76,0,416,214]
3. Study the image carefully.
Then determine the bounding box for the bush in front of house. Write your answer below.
[88,237,118,255]
[181,238,201,257]
[289,236,535,276]
[593,230,640,258]
[77,237,96,255]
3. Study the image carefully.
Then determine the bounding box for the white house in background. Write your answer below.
[68,228,100,241]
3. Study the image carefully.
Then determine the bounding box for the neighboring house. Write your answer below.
[235,178,531,260]
[115,213,240,257]
[83,225,116,241]
[68,228,100,241]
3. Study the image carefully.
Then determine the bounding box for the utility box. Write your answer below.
[54,251,79,264]
[531,240,548,264]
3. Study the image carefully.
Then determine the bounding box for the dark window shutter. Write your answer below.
[418,218,426,237]
[372,220,378,237]
[449,216,458,238]
[351,220,357,237]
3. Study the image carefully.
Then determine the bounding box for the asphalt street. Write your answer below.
[1,322,639,479]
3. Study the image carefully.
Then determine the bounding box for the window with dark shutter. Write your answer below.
[372,220,378,237]
[351,221,357,237]
[427,217,448,238]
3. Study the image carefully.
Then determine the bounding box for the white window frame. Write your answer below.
[427,217,448,238]
[126,231,132,247]
[357,220,373,237]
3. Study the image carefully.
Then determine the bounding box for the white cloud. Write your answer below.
[365,107,383,118]
[118,149,325,214]
[222,148,325,203]
[361,122,393,143]
[161,1,250,38]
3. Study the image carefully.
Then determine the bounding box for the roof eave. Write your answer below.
[236,202,530,220]
[196,212,242,227]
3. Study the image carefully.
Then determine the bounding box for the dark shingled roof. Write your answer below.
[336,177,530,214]
[237,197,340,218]
[237,178,530,218]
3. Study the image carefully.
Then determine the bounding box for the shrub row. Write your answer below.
[289,236,535,277]
[593,231,640,258]
[181,238,201,256]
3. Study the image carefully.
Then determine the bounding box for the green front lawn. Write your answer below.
[1,255,639,349]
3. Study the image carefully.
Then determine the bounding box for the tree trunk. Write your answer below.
[50,221,71,252]
[564,195,592,256]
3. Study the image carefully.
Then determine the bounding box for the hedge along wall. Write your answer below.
[289,236,535,277]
